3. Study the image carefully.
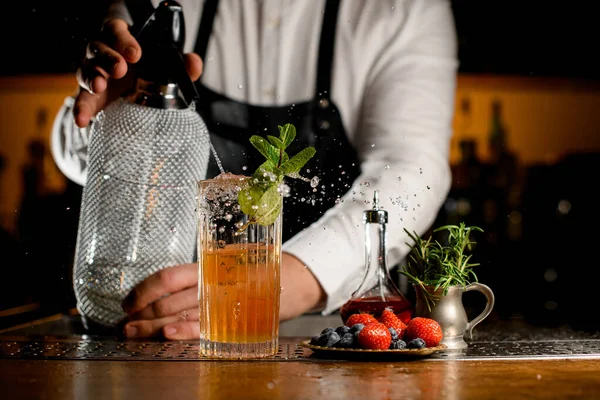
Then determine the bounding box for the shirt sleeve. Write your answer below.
[106,0,133,25]
[282,0,458,315]
[50,96,91,186]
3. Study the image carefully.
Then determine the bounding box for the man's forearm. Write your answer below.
[279,252,326,321]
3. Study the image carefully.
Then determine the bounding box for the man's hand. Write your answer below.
[121,253,326,340]
[74,18,203,128]
[121,263,199,339]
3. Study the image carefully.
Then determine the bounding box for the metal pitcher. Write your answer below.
[414,283,495,350]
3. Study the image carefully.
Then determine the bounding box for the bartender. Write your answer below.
[51,0,458,340]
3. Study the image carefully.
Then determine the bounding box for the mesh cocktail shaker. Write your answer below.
[73,1,210,328]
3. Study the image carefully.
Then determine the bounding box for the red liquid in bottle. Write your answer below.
[340,297,413,325]
[342,191,414,326]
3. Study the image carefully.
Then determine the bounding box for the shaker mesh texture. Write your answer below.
[73,99,210,326]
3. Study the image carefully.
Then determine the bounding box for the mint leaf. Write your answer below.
[238,123,315,227]
[253,183,283,225]
[279,147,316,176]
[278,124,296,148]
[267,135,285,150]
[254,160,276,175]
[249,135,279,165]
[238,183,266,217]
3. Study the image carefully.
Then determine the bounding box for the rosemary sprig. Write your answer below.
[400,222,484,311]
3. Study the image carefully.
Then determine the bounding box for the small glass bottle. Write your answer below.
[339,191,413,324]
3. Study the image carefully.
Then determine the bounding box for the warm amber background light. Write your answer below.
[1,73,599,233]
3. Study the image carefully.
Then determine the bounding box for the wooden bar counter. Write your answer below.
[1,313,600,399]
[3,351,600,399]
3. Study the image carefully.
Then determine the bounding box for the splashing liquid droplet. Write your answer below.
[310,176,320,188]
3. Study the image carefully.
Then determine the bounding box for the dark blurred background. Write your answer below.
[0,1,599,331]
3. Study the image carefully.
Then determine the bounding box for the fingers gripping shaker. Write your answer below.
[72,1,210,328]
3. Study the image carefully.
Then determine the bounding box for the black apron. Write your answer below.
[194,0,361,242]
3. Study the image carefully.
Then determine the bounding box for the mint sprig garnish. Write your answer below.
[238,123,316,226]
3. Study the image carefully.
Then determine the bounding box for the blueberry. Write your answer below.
[310,335,321,345]
[390,339,407,350]
[407,338,426,349]
[335,325,351,336]
[325,331,341,347]
[338,333,355,348]
[388,327,398,341]
[349,323,365,334]
[315,334,329,347]
[320,327,335,335]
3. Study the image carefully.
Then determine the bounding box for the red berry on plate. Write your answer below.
[404,317,443,347]
[345,313,378,328]
[357,322,392,350]
[378,308,407,339]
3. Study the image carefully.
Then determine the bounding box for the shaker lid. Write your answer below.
[363,190,387,224]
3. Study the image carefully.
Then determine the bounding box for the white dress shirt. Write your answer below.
[51,0,458,315]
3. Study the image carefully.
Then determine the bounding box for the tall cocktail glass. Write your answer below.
[197,174,282,358]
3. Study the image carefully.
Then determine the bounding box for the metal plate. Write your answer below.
[0,338,308,361]
[2,315,600,361]
[2,337,600,361]
[429,339,600,361]
[298,340,447,360]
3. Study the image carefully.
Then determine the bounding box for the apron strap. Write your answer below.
[195,0,220,60]
[316,0,341,99]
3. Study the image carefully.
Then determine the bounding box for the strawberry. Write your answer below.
[357,322,392,350]
[378,308,407,339]
[345,313,378,328]
[404,317,443,348]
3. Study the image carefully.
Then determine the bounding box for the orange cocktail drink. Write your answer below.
[197,174,282,358]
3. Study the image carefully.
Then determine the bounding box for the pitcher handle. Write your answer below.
[464,283,495,340]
